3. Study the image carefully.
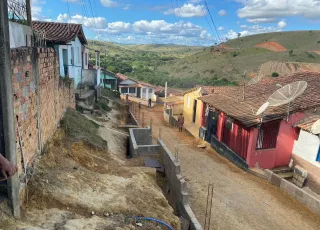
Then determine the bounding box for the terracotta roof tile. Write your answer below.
[32,21,87,45]
[200,72,320,127]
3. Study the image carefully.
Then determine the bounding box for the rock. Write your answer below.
[136,223,142,227]
[91,211,95,215]
[104,213,109,217]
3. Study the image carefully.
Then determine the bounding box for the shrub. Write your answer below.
[272,72,279,78]
[289,50,294,56]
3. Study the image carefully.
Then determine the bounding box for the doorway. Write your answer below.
[62,49,68,76]
[193,99,197,123]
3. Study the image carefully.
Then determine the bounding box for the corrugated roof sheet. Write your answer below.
[200,72,320,127]
[294,115,320,131]
[32,21,87,45]
[183,85,237,96]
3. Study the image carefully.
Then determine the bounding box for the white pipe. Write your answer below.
[165,81,168,99]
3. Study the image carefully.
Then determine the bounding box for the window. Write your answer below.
[85,53,88,66]
[71,47,74,65]
[129,88,136,93]
[121,87,128,93]
[78,47,81,64]
[100,79,103,83]
[187,96,191,108]
[148,88,153,93]
[142,88,147,93]
[256,121,280,149]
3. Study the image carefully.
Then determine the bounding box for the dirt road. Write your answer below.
[136,105,320,230]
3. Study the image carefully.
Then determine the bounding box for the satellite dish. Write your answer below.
[256,102,269,115]
[267,81,308,107]
[247,74,263,85]
[311,119,320,134]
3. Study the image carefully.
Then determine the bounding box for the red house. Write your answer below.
[199,72,320,170]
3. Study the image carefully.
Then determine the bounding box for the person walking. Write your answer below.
[148,98,152,108]
[178,113,184,132]
[126,94,129,103]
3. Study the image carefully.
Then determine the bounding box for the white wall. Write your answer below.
[141,87,155,100]
[83,47,89,70]
[9,21,32,48]
[57,37,83,88]
[293,130,320,168]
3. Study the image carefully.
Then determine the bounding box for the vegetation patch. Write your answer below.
[61,109,107,149]
[96,98,112,112]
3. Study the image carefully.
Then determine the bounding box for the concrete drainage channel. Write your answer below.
[128,127,203,230]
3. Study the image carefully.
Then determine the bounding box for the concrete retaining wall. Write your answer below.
[265,169,320,216]
[129,127,159,156]
[158,139,203,230]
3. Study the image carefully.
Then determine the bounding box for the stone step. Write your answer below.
[272,166,293,174]
[277,172,294,179]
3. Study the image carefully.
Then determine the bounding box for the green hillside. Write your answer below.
[88,31,320,88]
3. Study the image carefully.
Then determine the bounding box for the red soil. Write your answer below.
[255,41,287,52]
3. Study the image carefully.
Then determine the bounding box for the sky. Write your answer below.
[30,0,320,46]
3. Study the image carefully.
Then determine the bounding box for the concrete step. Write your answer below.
[248,168,268,180]
[277,172,294,179]
[272,166,293,174]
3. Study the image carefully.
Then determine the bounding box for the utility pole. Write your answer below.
[0,0,20,218]
[26,0,32,27]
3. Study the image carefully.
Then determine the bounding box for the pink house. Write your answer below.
[199,72,320,169]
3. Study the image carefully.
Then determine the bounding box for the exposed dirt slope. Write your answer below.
[0,98,180,230]
[259,61,320,77]
[255,42,287,52]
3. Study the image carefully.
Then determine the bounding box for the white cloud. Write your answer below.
[278,20,287,29]
[100,0,118,7]
[164,4,206,18]
[218,26,224,31]
[224,24,281,40]
[57,14,107,29]
[98,21,132,34]
[218,10,227,16]
[238,0,320,23]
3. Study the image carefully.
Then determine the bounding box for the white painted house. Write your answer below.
[32,21,100,89]
[118,77,156,101]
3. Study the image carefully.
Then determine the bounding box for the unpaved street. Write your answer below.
[136,105,320,230]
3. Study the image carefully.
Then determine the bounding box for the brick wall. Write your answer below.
[11,47,75,173]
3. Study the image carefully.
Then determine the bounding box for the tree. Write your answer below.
[289,50,294,56]
[272,72,279,78]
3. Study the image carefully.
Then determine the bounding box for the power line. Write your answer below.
[203,0,241,76]
[86,0,100,40]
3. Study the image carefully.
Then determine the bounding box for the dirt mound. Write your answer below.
[312,50,320,55]
[255,41,287,52]
[259,61,320,77]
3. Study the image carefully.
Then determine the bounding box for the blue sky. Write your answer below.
[31,0,320,46]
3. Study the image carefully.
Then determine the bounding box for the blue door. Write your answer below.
[317,145,320,162]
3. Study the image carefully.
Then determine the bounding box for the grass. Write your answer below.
[88,31,320,87]
[96,98,111,112]
[61,109,107,149]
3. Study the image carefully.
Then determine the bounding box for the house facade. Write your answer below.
[100,69,117,90]
[118,75,157,101]
[32,21,100,89]
[199,72,320,170]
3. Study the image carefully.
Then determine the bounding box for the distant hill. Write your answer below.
[158,30,320,83]
[88,31,320,88]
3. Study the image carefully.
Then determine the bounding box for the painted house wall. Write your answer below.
[246,119,299,169]
[214,111,301,169]
[293,130,320,168]
[141,87,155,101]
[183,91,203,129]
[57,37,83,88]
